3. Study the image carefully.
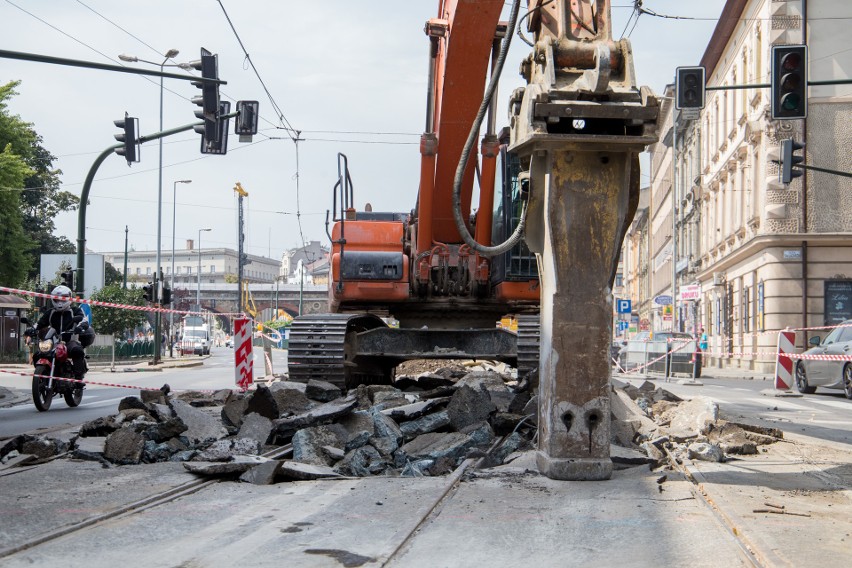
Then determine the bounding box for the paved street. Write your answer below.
[0,346,287,438]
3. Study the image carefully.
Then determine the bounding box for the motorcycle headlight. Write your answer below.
[38,339,54,352]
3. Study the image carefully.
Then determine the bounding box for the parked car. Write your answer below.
[618,331,702,377]
[794,319,852,398]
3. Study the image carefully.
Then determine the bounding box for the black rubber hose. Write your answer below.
[451,0,526,258]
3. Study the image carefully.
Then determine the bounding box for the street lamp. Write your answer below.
[118,49,185,364]
[169,179,192,356]
[197,228,211,308]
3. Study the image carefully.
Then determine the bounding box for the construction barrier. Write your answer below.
[233,317,253,391]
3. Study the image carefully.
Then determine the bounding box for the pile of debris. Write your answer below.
[0,366,783,484]
[613,378,783,467]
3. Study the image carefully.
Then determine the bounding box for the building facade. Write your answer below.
[627,0,852,373]
[104,242,281,287]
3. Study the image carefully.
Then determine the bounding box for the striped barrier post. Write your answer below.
[774,330,796,390]
[234,317,253,391]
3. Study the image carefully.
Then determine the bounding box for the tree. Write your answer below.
[89,284,147,339]
[0,81,78,279]
[104,262,123,286]
[0,142,33,288]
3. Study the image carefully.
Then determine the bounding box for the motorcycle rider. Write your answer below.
[34,285,92,379]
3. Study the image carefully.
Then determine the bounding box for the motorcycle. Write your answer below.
[21,316,86,411]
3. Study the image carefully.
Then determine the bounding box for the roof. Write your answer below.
[0,294,31,310]
[700,0,749,78]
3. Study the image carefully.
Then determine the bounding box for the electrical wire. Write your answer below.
[215,0,299,140]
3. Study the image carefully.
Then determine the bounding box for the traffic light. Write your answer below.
[114,112,140,164]
[675,66,705,110]
[781,138,805,184]
[191,48,220,146]
[235,100,259,138]
[160,285,172,305]
[200,101,231,155]
[60,269,74,289]
[142,282,153,302]
[771,45,808,120]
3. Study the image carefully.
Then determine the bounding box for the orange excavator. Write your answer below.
[289,0,658,480]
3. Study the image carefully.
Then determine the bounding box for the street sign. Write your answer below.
[616,299,632,314]
[679,285,701,302]
[654,295,673,306]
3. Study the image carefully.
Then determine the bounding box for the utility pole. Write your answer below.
[123,225,128,289]
[234,182,249,314]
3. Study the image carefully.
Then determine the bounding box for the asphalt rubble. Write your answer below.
[0,360,786,484]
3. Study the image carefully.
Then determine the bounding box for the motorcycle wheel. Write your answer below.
[32,364,53,412]
[64,384,83,407]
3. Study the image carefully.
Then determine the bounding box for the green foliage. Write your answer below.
[0,142,34,287]
[262,319,291,331]
[0,81,77,279]
[89,284,147,338]
[104,262,123,286]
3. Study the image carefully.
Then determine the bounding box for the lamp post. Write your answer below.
[169,179,192,357]
[197,228,211,309]
[118,49,184,364]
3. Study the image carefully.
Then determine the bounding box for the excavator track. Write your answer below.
[516,314,540,380]
[287,314,351,388]
[288,313,392,390]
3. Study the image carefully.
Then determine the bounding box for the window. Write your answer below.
[743,286,750,333]
[210,265,216,273]
[187,266,192,275]
[146,267,151,275]
[615,274,623,288]
[136,267,141,275]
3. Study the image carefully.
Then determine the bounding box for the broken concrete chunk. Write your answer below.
[380,399,444,422]
[447,385,496,432]
[273,396,358,437]
[335,445,387,477]
[145,417,188,443]
[268,380,308,394]
[245,386,280,420]
[292,424,348,466]
[21,436,67,460]
[412,373,456,390]
[104,428,145,465]
[237,413,274,447]
[611,444,656,467]
[305,379,343,402]
[239,459,282,485]
[369,408,403,456]
[640,441,665,465]
[140,390,167,405]
[184,455,271,477]
[338,411,374,451]
[271,388,315,417]
[221,397,249,428]
[74,436,106,457]
[197,438,261,461]
[668,397,719,440]
[79,416,121,438]
[278,461,343,481]
[687,442,725,462]
[400,432,476,463]
[399,410,451,441]
[322,445,345,461]
[118,396,148,412]
[170,399,229,446]
[461,422,494,449]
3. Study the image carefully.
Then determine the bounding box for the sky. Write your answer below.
[1,0,726,265]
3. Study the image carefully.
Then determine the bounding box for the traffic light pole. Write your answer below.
[74,112,238,296]
[793,163,852,179]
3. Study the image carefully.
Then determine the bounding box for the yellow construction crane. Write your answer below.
[241,280,258,319]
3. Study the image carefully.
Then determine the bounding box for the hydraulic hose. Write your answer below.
[451,0,526,258]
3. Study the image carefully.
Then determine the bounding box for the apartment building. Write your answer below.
[624,0,852,373]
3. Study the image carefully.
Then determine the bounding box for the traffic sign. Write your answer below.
[616,299,632,314]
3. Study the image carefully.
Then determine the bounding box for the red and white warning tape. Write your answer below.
[0,367,163,391]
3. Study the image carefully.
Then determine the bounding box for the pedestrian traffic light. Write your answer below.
[780,138,805,184]
[60,269,74,289]
[114,112,140,165]
[191,47,220,146]
[142,282,153,302]
[200,101,231,155]
[235,100,259,137]
[675,66,705,110]
[771,45,807,120]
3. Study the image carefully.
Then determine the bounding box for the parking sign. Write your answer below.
[616,299,632,314]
